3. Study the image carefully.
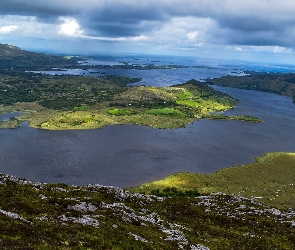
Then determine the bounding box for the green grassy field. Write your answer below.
[146,107,187,118]
[128,152,295,210]
[108,108,134,115]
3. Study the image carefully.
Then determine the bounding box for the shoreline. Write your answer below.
[127,152,295,210]
[0,151,293,210]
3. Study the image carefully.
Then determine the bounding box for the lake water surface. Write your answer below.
[0,86,294,187]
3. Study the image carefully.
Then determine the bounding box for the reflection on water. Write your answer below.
[0,87,295,188]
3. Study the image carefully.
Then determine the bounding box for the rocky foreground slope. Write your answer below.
[0,173,295,249]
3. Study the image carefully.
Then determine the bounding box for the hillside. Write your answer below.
[0,172,294,249]
[0,43,80,70]
[206,72,295,104]
[129,152,295,210]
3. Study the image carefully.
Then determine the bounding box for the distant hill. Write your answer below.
[0,43,80,70]
[206,72,295,104]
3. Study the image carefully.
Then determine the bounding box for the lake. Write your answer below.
[0,86,294,187]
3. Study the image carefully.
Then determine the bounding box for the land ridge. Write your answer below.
[129,152,295,210]
[206,71,295,104]
[0,160,295,249]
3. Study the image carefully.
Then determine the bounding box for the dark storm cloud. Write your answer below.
[0,0,169,37]
[219,17,281,33]
[81,21,153,37]
[79,3,166,37]
[0,0,67,17]
[219,29,291,47]
[1,0,295,48]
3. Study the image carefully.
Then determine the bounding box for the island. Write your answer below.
[0,73,264,129]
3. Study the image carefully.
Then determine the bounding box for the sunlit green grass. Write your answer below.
[108,108,134,115]
[128,152,295,210]
[146,107,187,118]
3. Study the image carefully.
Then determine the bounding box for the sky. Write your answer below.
[0,0,295,64]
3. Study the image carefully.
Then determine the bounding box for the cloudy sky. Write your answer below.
[0,0,295,63]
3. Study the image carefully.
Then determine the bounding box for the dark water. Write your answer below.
[0,112,23,122]
[0,86,294,187]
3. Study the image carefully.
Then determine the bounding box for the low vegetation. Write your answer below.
[128,152,295,210]
[108,108,134,115]
[0,117,22,129]
[101,80,247,129]
[0,167,295,249]
[204,114,263,122]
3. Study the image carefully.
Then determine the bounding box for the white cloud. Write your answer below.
[57,17,136,41]
[0,15,58,39]
[130,35,148,42]
[136,17,213,53]
[58,18,83,37]
[227,45,294,55]
[187,31,199,41]
[273,46,293,54]
[0,25,18,34]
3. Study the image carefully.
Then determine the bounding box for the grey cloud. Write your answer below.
[79,4,166,37]
[1,0,295,48]
[213,25,295,48]
[0,0,169,37]
[218,17,282,33]
[0,0,66,17]
[82,21,157,37]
